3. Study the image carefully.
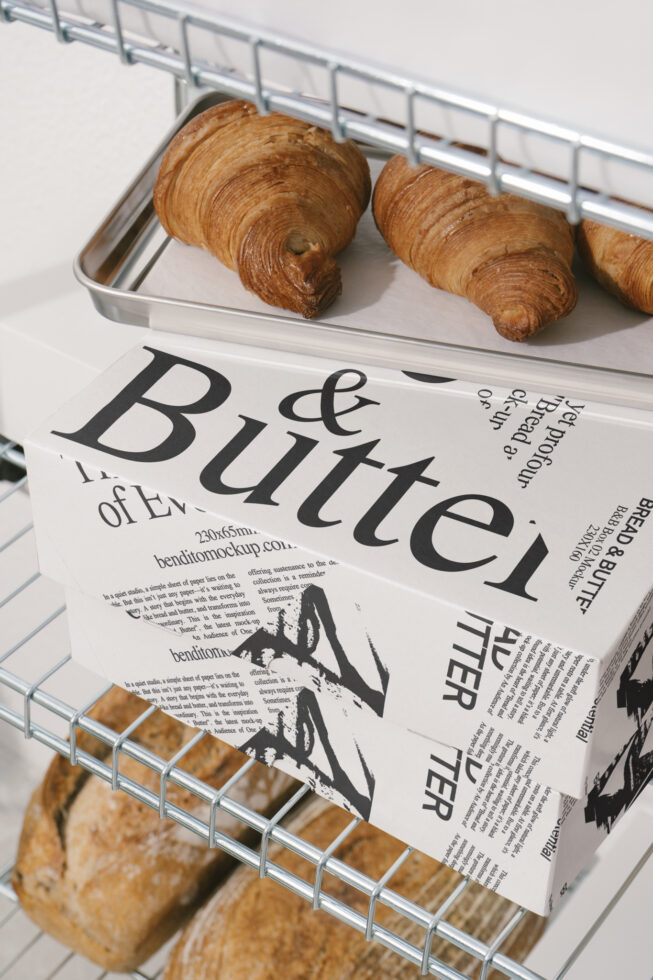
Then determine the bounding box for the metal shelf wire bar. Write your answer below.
[0,445,546,980]
[0,446,650,979]
[0,661,545,980]
[2,0,653,241]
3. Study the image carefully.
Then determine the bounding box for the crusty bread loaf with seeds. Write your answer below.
[164,796,545,979]
[12,686,294,973]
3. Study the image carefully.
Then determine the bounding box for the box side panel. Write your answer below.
[23,441,79,587]
[550,698,653,912]
[586,589,653,795]
[28,446,600,797]
[67,587,569,914]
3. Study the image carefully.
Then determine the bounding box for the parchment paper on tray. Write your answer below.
[139,161,653,378]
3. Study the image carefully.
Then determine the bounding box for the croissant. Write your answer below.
[577,220,653,314]
[373,155,578,341]
[153,100,371,318]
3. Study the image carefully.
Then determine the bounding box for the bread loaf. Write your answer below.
[12,686,294,972]
[163,797,545,979]
[153,100,371,318]
[373,153,577,341]
[577,219,653,314]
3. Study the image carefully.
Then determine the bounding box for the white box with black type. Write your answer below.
[64,586,653,915]
[23,333,653,909]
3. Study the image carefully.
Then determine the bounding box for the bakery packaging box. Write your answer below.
[25,333,653,790]
[65,586,653,915]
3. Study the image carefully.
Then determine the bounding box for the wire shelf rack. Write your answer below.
[0,438,651,980]
[2,0,653,243]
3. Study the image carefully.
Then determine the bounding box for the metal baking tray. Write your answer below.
[74,92,653,411]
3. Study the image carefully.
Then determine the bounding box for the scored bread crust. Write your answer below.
[373,154,577,341]
[153,99,371,318]
[12,686,293,973]
[164,796,545,980]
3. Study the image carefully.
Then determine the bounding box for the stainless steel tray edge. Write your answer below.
[74,93,653,413]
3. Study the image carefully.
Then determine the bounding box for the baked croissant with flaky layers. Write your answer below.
[373,155,577,341]
[577,220,653,314]
[153,100,371,318]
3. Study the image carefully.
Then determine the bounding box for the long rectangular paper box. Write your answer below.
[25,333,653,800]
[65,587,653,915]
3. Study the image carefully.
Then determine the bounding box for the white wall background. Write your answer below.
[0,22,172,440]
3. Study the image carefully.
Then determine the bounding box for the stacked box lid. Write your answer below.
[24,332,653,912]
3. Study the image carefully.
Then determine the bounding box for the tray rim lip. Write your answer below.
[73,92,653,398]
[72,266,653,391]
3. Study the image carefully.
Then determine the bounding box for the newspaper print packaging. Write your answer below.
[65,587,653,915]
[24,333,653,805]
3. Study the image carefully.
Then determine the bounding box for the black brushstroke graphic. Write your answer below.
[240,688,375,819]
[402,371,455,384]
[585,616,653,832]
[584,717,653,832]
[617,620,653,720]
[231,585,389,716]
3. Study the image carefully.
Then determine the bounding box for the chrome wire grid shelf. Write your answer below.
[2,0,653,242]
[0,438,650,980]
